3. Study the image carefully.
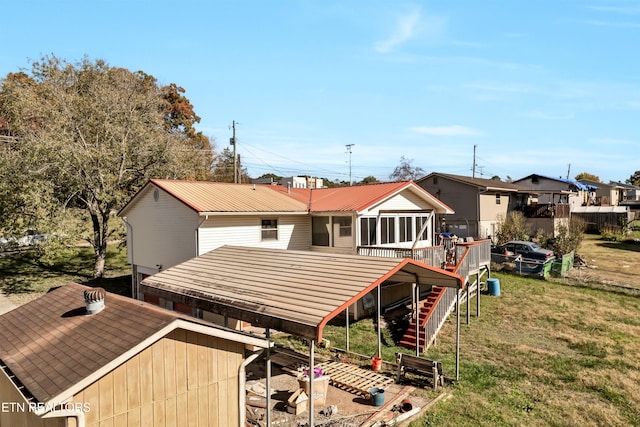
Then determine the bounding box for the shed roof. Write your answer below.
[0,283,268,407]
[141,245,464,342]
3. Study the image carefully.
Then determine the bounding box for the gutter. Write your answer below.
[40,407,86,427]
[195,215,208,257]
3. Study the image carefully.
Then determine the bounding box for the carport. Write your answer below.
[141,245,464,427]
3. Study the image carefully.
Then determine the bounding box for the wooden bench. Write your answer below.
[395,353,445,391]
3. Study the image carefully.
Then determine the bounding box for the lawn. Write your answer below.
[0,244,131,306]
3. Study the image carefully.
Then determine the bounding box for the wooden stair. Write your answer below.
[399,285,447,351]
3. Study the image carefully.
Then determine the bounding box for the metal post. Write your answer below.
[456,288,460,381]
[377,284,382,359]
[309,340,315,427]
[414,283,419,356]
[476,271,480,317]
[265,328,271,427]
[346,306,350,352]
[466,284,470,325]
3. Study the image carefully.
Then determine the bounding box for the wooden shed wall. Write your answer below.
[0,370,65,427]
[70,329,244,427]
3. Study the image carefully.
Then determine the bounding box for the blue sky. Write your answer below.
[2,1,639,184]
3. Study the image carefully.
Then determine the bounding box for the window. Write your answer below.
[312,217,330,246]
[261,219,278,240]
[399,217,413,242]
[496,194,501,205]
[360,217,377,246]
[333,216,353,248]
[380,217,395,244]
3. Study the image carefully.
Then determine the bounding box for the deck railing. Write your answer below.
[358,240,492,351]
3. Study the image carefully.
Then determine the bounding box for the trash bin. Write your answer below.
[369,387,385,406]
[371,357,382,371]
[487,278,501,296]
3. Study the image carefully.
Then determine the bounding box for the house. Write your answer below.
[0,283,270,427]
[577,179,626,206]
[118,179,454,305]
[416,173,532,239]
[513,174,596,209]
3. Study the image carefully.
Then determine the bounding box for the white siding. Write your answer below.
[198,215,311,253]
[124,186,200,272]
[363,189,432,215]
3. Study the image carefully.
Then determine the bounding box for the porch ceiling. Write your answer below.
[140,245,464,341]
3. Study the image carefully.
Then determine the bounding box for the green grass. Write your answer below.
[304,272,640,427]
[0,244,131,305]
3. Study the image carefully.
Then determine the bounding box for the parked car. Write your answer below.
[492,240,555,261]
[17,229,47,247]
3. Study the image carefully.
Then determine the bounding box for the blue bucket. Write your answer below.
[369,387,385,406]
[487,278,501,296]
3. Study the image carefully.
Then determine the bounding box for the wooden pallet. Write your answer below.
[316,361,394,398]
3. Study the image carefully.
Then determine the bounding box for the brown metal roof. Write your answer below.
[141,245,464,342]
[418,172,529,192]
[0,283,268,406]
[119,179,309,216]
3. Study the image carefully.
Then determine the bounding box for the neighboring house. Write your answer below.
[577,179,627,206]
[513,174,596,210]
[0,283,270,427]
[416,173,532,239]
[118,179,453,305]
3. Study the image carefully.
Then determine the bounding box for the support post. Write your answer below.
[466,284,470,325]
[456,287,460,381]
[308,340,315,427]
[414,283,419,356]
[265,328,271,427]
[476,271,481,317]
[377,284,382,359]
[345,305,350,353]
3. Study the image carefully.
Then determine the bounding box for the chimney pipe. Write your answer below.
[84,288,106,315]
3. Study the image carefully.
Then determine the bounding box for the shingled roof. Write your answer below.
[0,283,268,407]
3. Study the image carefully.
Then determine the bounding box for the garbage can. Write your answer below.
[369,387,385,406]
[487,278,501,296]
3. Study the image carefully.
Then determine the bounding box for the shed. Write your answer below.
[0,283,270,427]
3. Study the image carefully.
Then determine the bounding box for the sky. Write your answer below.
[1,0,639,184]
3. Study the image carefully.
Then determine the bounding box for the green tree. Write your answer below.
[358,176,380,185]
[389,155,425,181]
[0,55,214,277]
[494,211,531,244]
[575,172,600,182]
[212,147,249,183]
[626,171,640,186]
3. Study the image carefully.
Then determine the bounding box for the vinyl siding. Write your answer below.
[198,215,310,253]
[124,186,200,271]
[363,189,433,215]
[70,329,244,427]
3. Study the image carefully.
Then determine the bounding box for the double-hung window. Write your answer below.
[261,219,278,240]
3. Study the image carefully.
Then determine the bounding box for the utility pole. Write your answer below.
[566,163,571,180]
[472,145,477,178]
[230,120,237,183]
[345,144,355,185]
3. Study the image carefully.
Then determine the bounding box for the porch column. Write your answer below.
[466,284,470,325]
[414,283,419,357]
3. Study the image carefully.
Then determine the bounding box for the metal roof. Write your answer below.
[270,181,454,213]
[141,245,464,341]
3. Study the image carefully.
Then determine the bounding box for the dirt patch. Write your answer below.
[245,358,437,426]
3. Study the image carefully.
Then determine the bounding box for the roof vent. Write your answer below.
[84,288,106,315]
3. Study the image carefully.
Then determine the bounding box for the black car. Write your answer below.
[492,240,555,261]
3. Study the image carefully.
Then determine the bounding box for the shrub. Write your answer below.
[494,212,531,245]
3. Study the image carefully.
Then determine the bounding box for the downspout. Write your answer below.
[122,217,135,299]
[239,348,265,427]
[195,215,209,257]
[41,407,86,427]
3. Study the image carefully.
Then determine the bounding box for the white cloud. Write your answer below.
[374,9,423,53]
[409,125,483,136]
